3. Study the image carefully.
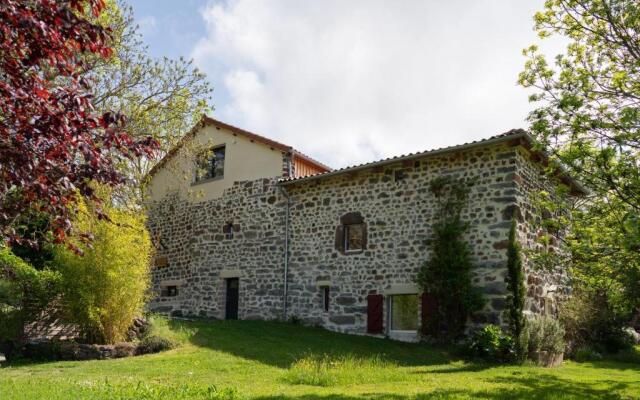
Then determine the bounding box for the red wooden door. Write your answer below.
[367,294,384,334]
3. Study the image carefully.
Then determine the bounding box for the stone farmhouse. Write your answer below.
[145,116,585,341]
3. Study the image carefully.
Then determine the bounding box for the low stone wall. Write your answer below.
[23,341,145,361]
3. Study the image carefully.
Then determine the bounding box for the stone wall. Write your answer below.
[146,140,573,338]
[283,142,526,335]
[147,178,286,320]
[513,147,571,316]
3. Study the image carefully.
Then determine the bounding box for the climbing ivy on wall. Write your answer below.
[416,176,484,342]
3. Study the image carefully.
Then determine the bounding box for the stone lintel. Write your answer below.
[220,269,241,278]
[316,280,331,288]
[160,279,184,286]
[384,284,419,295]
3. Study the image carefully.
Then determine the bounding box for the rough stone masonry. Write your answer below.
[146,131,583,340]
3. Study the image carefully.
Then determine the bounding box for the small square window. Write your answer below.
[223,222,234,239]
[162,285,178,297]
[195,145,225,182]
[344,224,364,252]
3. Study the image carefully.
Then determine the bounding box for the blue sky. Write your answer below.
[128,0,563,168]
[129,0,207,59]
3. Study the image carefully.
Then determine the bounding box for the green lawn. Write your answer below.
[1,319,639,399]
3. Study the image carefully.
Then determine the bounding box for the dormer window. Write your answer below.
[195,145,225,183]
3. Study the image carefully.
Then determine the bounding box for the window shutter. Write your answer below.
[367,294,384,334]
[421,292,438,335]
[335,225,345,253]
[361,223,368,249]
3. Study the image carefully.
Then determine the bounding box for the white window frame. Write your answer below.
[387,294,419,333]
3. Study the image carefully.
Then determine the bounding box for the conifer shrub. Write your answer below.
[505,218,527,359]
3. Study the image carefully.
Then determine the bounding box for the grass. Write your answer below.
[283,354,401,387]
[0,319,639,399]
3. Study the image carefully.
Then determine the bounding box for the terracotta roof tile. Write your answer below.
[279,129,587,196]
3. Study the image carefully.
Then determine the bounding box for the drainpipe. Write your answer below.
[279,184,291,320]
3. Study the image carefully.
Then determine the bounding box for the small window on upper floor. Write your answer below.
[335,212,367,254]
[194,145,225,183]
[394,169,407,182]
[344,224,364,251]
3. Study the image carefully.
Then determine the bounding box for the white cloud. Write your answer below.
[191,0,565,168]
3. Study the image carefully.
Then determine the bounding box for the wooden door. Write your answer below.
[225,278,239,320]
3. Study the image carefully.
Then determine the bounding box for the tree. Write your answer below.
[86,1,212,209]
[519,0,639,212]
[519,0,640,343]
[0,0,158,247]
[505,218,526,358]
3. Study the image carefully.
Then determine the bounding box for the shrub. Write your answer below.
[22,340,65,361]
[53,192,152,344]
[561,289,634,355]
[525,315,565,356]
[464,324,516,363]
[137,335,176,355]
[0,247,61,358]
[113,342,137,358]
[573,346,603,362]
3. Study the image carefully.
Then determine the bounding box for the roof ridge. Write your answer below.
[279,128,587,196]
[147,115,331,177]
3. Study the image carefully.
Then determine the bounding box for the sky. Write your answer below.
[128,0,565,169]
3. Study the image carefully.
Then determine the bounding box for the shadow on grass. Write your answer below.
[587,346,640,371]
[251,374,634,399]
[168,319,464,369]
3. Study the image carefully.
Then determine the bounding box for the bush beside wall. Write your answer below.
[53,194,152,344]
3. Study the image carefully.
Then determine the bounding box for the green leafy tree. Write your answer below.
[519,0,640,343]
[519,0,639,211]
[87,0,213,208]
[505,218,526,359]
[54,189,152,344]
[416,177,484,342]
